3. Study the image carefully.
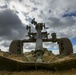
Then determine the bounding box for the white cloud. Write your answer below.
[73,45,76,53]
[0,0,5,5]
[52,50,59,54]
[3,0,76,39]
[0,45,9,52]
[0,0,76,55]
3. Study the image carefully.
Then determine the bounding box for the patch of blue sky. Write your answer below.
[48,48,59,54]
[70,37,76,46]
[63,12,76,17]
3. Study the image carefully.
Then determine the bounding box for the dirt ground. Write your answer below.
[0,51,76,75]
[0,69,76,75]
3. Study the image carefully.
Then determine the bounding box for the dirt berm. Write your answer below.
[0,54,76,71]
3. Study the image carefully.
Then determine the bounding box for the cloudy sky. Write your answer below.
[0,0,76,54]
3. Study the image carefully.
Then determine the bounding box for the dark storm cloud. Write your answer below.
[0,9,26,40]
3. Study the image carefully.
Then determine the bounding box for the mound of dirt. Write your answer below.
[0,51,76,71]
